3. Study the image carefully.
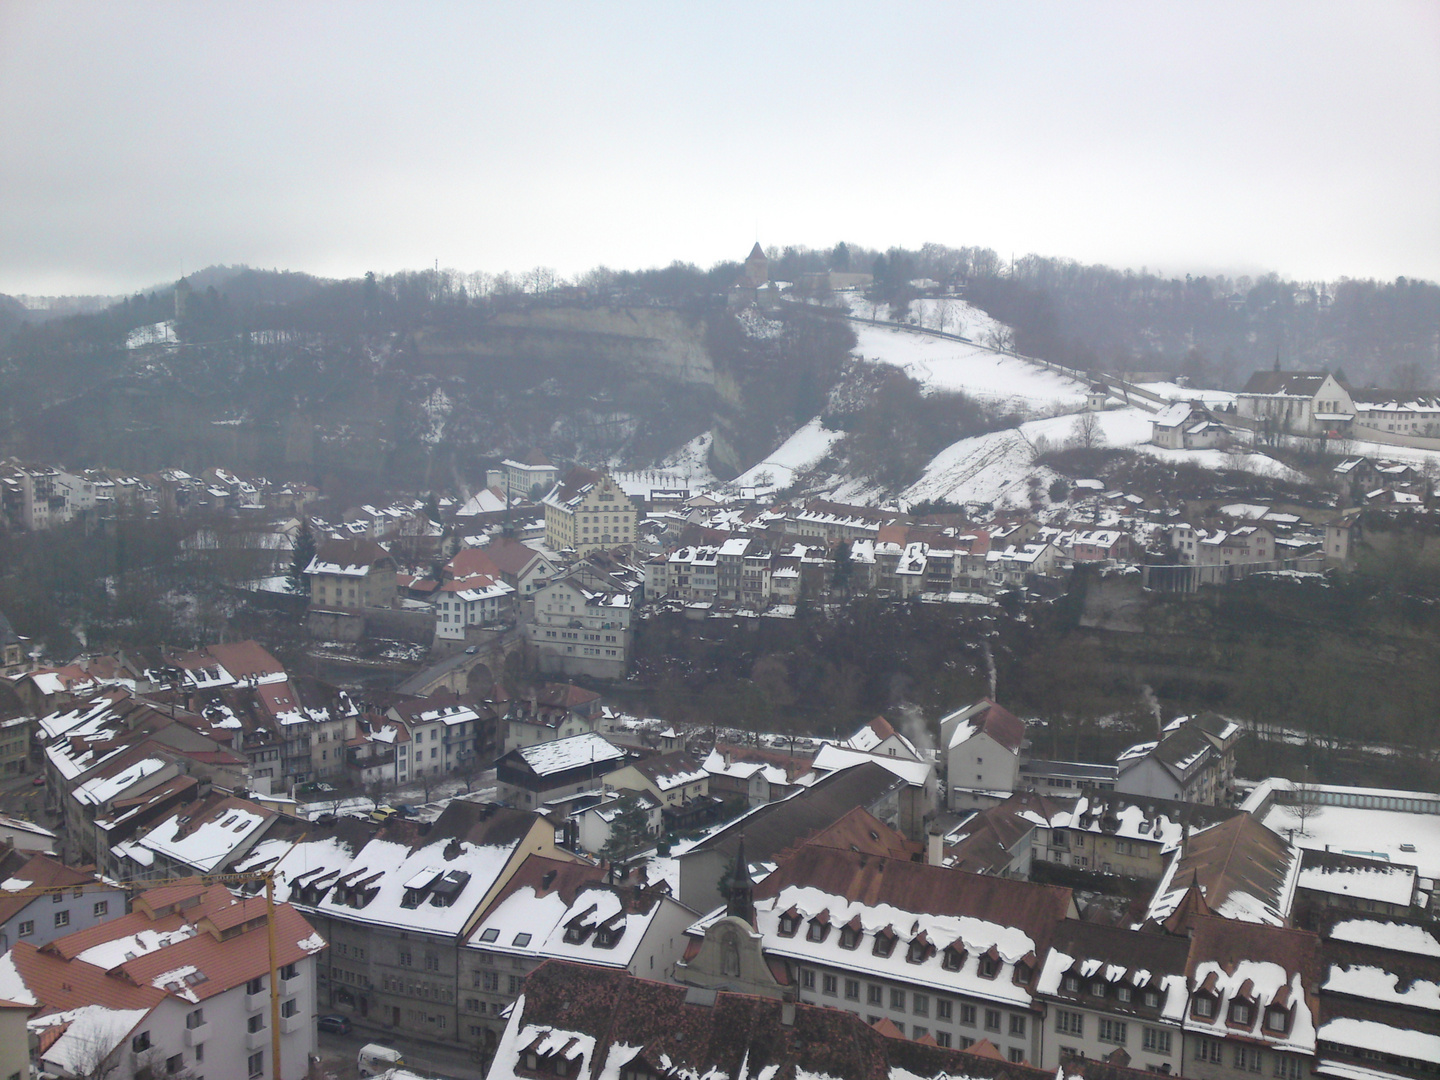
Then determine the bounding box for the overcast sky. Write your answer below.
[1,0,1437,296]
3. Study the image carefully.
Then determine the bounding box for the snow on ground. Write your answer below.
[1259,802,1440,880]
[851,322,1088,413]
[902,406,1308,509]
[730,417,844,490]
[658,431,719,489]
[1135,382,1237,408]
[125,321,178,349]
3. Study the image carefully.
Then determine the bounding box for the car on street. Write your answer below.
[317,1014,352,1035]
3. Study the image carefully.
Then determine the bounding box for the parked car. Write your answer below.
[358,1045,403,1077]
[368,805,399,824]
[317,1014,352,1035]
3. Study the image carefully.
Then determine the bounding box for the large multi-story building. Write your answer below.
[541,468,636,557]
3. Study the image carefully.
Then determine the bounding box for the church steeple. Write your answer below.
[727,834,755,925]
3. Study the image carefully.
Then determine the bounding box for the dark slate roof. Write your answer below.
[1241,371,1330,396]
[683,762,906,864]
[0,610,18,647]
[1151,725,1214,781]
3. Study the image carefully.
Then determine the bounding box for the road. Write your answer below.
[318,1026,490,1080]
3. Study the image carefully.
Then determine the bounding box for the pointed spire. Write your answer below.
[727,834,755,925]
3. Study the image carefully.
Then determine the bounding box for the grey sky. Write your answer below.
[2,0,1437,295]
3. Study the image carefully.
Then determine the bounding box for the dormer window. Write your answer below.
[1063,974,1081,993]
[778,911,799,937]
[1193,995,1215,1019]
[563,923,592,945]
[594,924,625,949]
[1264,1007,1289,1033]
[806,918,829,943]
[943,945,967,972]
[840,926,860,950]
[1014,962,1032,985]
[978,954,1000,979]
[1091,980,1106,997]
[1143,989,1160,1008]
[1116,986,1132,1003]
[873,929,897,958]
[907,935,931,964]
[1230,1001,1253,1026]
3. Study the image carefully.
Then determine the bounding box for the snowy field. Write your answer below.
[900,406,1307,509]
[730,417,844,490]
[657,432,720,489]
[125,321,178,349]
[1260,801,1440,880]
[851,322,1088,413]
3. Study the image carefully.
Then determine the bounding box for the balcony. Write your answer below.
[281,1014,304,1035]
[184,1024,211,1047]
[245,1027,269,1051]
[245,990,267,1013]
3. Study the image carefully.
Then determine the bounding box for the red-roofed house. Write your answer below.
[940,699,1028,810]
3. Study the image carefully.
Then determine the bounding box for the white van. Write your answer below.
[357,1044,404,1078]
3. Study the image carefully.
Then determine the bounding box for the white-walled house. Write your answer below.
[939,700,1026,810]
[0,853,127,953]
[5,879,324,1080]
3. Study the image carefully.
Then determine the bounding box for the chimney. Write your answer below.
[926,822,945,867]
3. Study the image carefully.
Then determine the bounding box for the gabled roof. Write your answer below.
[1145,814,1300,928]
[305,537,394,577]
[0,853,99,926]
[1241,371,1332,396]
[490,959,1055,1080]
[943,700,1025,753]
[682,762,906,865]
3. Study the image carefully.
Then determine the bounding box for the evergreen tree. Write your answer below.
[287,517,316,596]
[600,796,653,877]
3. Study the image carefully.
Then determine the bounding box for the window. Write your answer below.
[1264,1007,1289,1033]
[1231,1002,1253,1025]
[984,1009,1001,1032]
[132,1032,151,1053]
[398,951,412,967]
[978,954,999,978]
[936,999,952,1022]
[1062,973,1080,993]
[482,971,499,991]
[867,984,882,1006]
[913,994,929,1017]
[873,931,896,958]
[912,1027,929,1040]
[247,1014,265,1034]
[1273,1055,1303,1080]
[845,979,860,1001]
[508,975,521,994]
[840,926,860,950]
[1091,980,1106,997]
[54,910,69,928]
[186,1009,205,1029]
[806,919,828,943]
[1117,986,1132,1003]
[1194,1037,1222,1064]
[167,1056,184,1075]
[801,969,815,990]
[281,998,298,1018]
[961,1004,977,1027]
[52,893,61,904]
[94,900,109,917]
[778,912,798,935]
[1010,1014,1027,1037]
[195,1044,203,1063]
[1099,1019,1127,1045]
[1143,989,1160,1008]
[246,976,265,995]
[18,921,32,937]
[1143,1027,1171,1054]
[280,963,297,980]
[248,1052,264,1079]
[936,1031,952,1048]
[425,954,440,972]
[1193,995,1215,1018]
[1056,1010,1083,1036]
[891,989,906,1010]
[1009,1049,1026,1064]
[822,974,837,996]
[1234,1045,1263,1072]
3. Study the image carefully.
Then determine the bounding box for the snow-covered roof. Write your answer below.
[516,733,626,777]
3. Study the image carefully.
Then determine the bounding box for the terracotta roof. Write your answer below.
[116,903,323,1001]
[447,547,503,580]
[10,940,165,1014]
[501,960,1054,1080]
[0,854,98,925]
[774,805,918,865]
[189,640,284,680]
[1153,814,1298,928]
[470,854,606,929]
[482,537,549,576]
[755,844,1072,948]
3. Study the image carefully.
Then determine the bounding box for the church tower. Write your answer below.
[742,243,768,288]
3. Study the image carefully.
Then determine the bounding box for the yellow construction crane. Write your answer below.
[3,871,289,1080]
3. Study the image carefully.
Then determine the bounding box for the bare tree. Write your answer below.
[1069,411,1105,451]
[1290,765,1324,838]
